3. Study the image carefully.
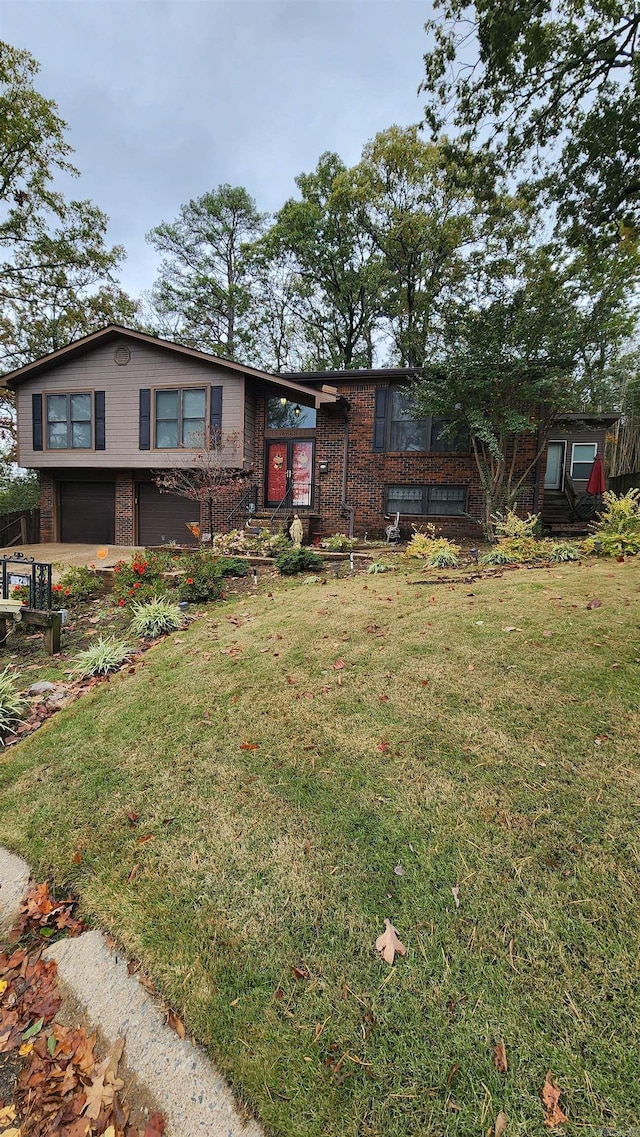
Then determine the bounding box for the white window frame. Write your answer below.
[570,441,597,481]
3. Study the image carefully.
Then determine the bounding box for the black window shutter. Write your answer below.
[139,389,151,450]
[210,385,223,440]
[32,394,43,451]
[94,391,106,450]
[373,387,388,452]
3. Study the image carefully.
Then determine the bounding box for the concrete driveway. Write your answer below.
[0,543,141,577]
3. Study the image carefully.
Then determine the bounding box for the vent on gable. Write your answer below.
[114,345,131,366]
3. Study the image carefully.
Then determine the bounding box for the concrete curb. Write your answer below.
[46,933,262,1137]
[0,848,30,935]
[0,848,262,1136]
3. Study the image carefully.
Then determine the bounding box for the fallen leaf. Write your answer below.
[333,659,345,670]
[240,741,259,750]
[378,740,390,753]
[586,598,602,609]
[393,864,405,877]
[502,626,521,633]
[167,1009,186,1039]
[375,918,407,965]
[136,834,155,844]
[291,965,310,980]
[495,1110,508,1137]
[451,885,460,908]
[126,810,139,825]
[542,630,553,637]
[542,1071,568,1127]
[494,1039,508,1073]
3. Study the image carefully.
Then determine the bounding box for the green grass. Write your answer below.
[1,560,639,1135]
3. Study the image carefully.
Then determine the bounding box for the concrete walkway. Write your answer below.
[0,543,141,576]
[0,846,262,1137]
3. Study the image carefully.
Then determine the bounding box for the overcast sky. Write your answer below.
[2,0,431,298]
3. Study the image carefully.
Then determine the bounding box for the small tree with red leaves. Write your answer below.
[153,428,254,545]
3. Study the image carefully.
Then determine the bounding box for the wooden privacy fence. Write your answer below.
[608,472,640,494]
[0,509,40,547]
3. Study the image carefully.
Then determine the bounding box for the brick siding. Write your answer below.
[38,471,56,542]
[115,473,135,545]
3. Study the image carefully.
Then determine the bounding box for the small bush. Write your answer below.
[53,564,102,605]
[549,541,581,562]
[130,597,184,637]
[215,556,250,577]
[112,552,169,608]
[406,531,461,567]
[275,548,324,575]
[321,533,357,551]
[71,636,132,678]
[0,667,24,742]
[584,489,640,556]
[480,545,519,565]
[178,551,225,602]
[492,510,541,540]
[367,560,393,574]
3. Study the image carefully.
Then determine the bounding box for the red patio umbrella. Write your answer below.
[586,452,606,495]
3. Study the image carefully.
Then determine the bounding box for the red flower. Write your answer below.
[134,582,141,588]
[128,589,134,596]
[114,566,121,574]
[52,584,63,592]
[186,577,194,584]
[64,588,71,596]
[118,599,125,607]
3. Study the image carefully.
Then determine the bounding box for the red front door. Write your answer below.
[266,440,313,506]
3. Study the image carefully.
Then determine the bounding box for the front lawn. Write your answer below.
[0,560,638,1135]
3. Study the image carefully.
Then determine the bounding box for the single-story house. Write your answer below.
[0,325,616,544]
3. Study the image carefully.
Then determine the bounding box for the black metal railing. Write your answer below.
[225,482,258,530]
[1,552,52,610]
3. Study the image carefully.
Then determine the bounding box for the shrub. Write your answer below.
[584,488,640,557]
[112,552,169,608]
[0,667,24,742]
[177,551,225,602]
[406,531,461,567]
[53,565,102,605]
[275,548,324,575]
[492,510,541,540]
[215,556,250,577]
[367,560,393,574]
[321,533,357,551]
[130,597,184,637]
[480,545,519,565]
[71,636,131,678]
[549,541,581,562]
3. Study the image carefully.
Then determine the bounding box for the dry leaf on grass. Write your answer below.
[375,919,406,964]
[495,1110,508,1136]
[542,1071,568,1127]
[451,885,460,908]
[494,1040,508,1073]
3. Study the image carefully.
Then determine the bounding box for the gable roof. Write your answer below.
[0,326,339,407]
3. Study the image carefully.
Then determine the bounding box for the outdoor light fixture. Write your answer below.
[594,539,602,556]
[279,396,287,406]
[470,546,479,564]
[332,562,341,579]
[318,461,329,474]
[294,403,302,417]
[253,568,258,586]
[178,601,190,611]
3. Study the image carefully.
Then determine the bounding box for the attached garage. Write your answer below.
[137,483,199,546]
[59,481,115,544]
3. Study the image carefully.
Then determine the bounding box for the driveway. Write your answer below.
[0,544,141,578]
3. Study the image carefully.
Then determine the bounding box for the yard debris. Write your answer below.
[15,882,85,941]
[375,919,406,965]
[541,1070,568,1127]
[451,885,461,908]
[493,1040,508,1073]
[1,891,166,1137]
[585,598,603,609]
[494,1110,508,1136]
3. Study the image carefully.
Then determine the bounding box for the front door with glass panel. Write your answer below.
[266,440,313,506]
[544,441,565,490]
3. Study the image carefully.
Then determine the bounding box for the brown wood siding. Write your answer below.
[548,426,607,488]
[16,338,244,470]
[59,481,115,543]
[137,483,199,546]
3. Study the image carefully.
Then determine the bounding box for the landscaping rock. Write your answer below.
[27,680,58,696]
[0,848,30,935]
[45,931,263,1137]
